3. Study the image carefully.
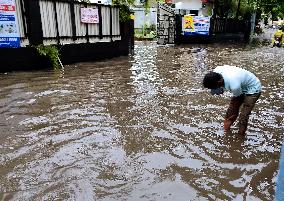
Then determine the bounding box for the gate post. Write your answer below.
[175,14,182,45]
[244,12,256,43]
[23,0,43,46]
[157,3,175,45]
[69,0,77,41]
[130,14,134,49]
[120,19,134,55]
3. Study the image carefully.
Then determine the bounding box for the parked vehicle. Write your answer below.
[274,36,282,47]
[272,29,284,47]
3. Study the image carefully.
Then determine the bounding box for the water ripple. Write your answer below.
[0,41,283,201]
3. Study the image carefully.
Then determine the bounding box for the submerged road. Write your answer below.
[0,41,284,200]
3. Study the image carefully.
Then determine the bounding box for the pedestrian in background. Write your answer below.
[202,65,262,135]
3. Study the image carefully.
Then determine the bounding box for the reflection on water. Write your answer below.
[0,41,284,201]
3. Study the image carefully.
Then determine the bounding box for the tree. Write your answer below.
[112,0,135,21]
[213,0,284,22]
[112,0,136,7]
[112,0,152,21]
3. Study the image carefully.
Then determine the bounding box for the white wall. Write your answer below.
[174,0,202,10]
[132,8,157,29]
[89,0,112,5]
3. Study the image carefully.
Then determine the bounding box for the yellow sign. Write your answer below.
[130,14,135,20]
[184,15,194,32]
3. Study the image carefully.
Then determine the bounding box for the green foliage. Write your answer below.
[205,4,213,16]
[36,45,61,69]
[112,0,151,22]
[149,24,156,32]
[142,22,150,35]
[213,0,251,19]
[119,4,132,22]
[112,0,134,22]
[250,37,271,46]
[134,23,156,39]
[260,0,284,19]
[112,0,136,5]
[143,0,150,14]
[255,25,264,34]
[214,0,284,20]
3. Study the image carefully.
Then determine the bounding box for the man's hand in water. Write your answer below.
[224,119,232,132]
[224,115,238,132]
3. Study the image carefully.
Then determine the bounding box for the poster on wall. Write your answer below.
[0,0,20,48]
[182,15,210,36]
[81,8,99,24]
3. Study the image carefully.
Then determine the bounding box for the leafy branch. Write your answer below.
[36,45,62,69]
[112,0,152,22]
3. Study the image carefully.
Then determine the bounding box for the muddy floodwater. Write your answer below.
[1,42,284,201]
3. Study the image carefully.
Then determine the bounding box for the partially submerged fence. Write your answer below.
[210,18,249,34]
[16,0,121,47]
[156,3,251,45]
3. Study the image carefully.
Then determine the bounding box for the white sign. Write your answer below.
[81,8,99,24]
[0,0,20,47]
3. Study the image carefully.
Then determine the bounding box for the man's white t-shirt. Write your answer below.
[213,65,262,97]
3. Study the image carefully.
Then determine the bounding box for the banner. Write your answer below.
[184,15,194,32]
[0,0,20,48]
[182,15,210,36]
[81,8,99,24]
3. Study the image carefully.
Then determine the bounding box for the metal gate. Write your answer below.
[157,3,175,45]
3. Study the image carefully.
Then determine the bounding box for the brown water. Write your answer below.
[1,41,284,201]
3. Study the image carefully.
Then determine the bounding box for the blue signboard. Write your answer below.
[182,16,210,36]
[0,0,20,48]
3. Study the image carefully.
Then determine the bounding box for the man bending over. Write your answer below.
[202,65,262,135]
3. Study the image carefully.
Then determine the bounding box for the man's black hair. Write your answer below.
[203,72,223,89]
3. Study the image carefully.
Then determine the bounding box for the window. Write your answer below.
[190,10,198,16]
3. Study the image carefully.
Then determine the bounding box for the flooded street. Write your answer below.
[1,41,284,201]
